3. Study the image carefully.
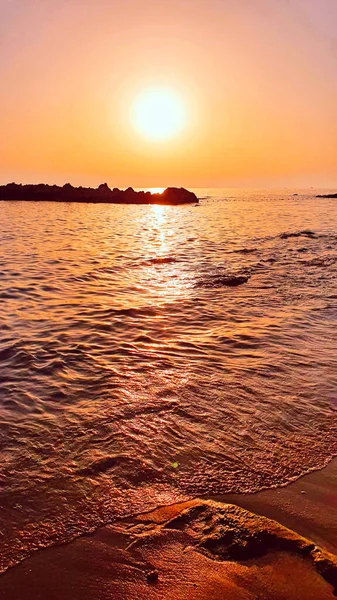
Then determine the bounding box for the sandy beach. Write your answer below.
[1,459,336,600]
[217,457,337,555]
[2,1,337,597]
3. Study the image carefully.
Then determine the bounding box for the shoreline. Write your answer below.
[1,458,337,599]
[213,456,337,555]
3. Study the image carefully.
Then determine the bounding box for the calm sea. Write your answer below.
[0,188,336,571]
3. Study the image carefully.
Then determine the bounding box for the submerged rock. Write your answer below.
[198,274,250,288]
[280,230,316,239]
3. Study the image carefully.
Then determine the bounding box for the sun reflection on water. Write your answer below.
[149,204,170,256]
[140,204,189,302]
[152,203,166,227]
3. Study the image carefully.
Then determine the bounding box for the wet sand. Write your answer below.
[1,459,337,600]
[217,457,337,555]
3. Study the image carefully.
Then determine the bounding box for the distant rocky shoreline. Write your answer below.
[0,183,198,205]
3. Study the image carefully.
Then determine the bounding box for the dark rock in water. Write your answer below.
[152,187,198,205]
[144,256,177,266]
[0,182,198,205]
[97,183,111,194]
[198,274,250,288]
[218,275,249,286]
[280,230,315,239]
[316,193,337,198]
[232,247,257,254]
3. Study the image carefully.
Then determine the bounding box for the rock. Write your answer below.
[156,187,198,205]
[316,193,337,198]
[280,230,315,239]
[198,274,250,288]
[97,183,111,194]
[146,569,159,584]
[0,183,198,205]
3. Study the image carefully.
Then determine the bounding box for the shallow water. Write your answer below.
[0,189,336,571]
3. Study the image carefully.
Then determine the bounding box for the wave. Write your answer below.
[1,192,337,574]
[77,454,166,483]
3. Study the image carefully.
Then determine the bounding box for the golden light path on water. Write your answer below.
[141,203,192,304]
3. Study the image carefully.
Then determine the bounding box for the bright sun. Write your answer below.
[131,87,186,141]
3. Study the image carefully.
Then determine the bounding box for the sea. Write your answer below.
[0,188,336,572]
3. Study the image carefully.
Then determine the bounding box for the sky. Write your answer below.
[1,0,336,188]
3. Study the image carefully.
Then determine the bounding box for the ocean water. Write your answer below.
[0,188,336,572]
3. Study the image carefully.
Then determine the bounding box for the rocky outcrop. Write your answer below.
[0,183,198,205]
[153,187,198,205]
[316,193,337,198]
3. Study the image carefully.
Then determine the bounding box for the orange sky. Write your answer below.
[1,0,336,188]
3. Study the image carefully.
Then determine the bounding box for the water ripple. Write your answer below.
[0,190,336,572]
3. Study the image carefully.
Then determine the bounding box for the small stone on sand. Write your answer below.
[146,569,159,584]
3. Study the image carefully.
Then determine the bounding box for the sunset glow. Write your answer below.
[0,0,336,187]
[1,1,337,593]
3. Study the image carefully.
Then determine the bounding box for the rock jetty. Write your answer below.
[0,183,198,205]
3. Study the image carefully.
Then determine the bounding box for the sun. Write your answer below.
[131,87,186,141]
